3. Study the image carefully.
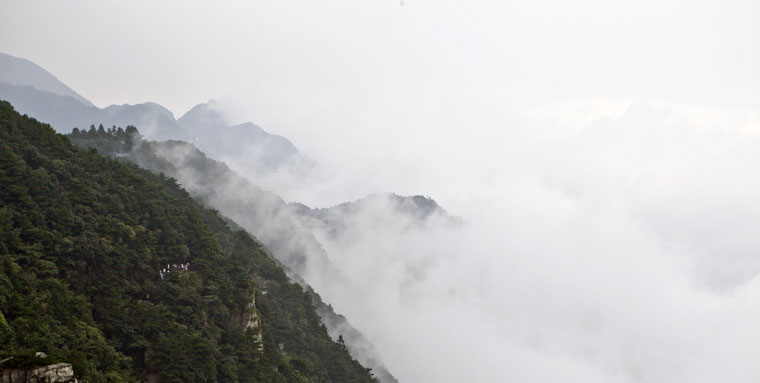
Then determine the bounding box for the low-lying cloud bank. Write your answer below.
[120,96,760,382]
[229,99,760,383]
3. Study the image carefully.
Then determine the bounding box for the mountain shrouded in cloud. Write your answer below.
[68,126,455,383]
[178,100,315,181]
[0,100,378,383]
[292,193,460,242]
[0,53,405,383]
[3,1,760,376]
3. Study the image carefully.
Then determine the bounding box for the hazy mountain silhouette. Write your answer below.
[0,53,310,172]
[0,82,185,141]
[178,100,314,177]
[0,52,93,106]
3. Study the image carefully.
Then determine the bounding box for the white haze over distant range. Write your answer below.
[291,99,760,383]
[3,1,760,382]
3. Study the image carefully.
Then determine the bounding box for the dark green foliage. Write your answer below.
[67,123,139,154]
[0,101,376,383]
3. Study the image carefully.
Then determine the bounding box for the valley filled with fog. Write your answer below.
[236,99,760,383]
[2,1,760,382]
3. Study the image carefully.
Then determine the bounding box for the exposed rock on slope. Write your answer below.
[0,362,77,383]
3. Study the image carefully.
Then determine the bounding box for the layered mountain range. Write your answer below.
[0,101,378,382]
[0,53,311,179]
[0,51,458,383]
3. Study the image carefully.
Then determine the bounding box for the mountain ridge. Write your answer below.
[0,53,458,383]
[67,127,401,383]
[0,52,93,107]
[177,100,314,178]
[0,52,311,179]
[0,100,377,382]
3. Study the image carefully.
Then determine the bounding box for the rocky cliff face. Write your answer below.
[228,294,264,352]
[0,363,77,383]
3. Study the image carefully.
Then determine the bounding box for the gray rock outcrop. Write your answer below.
[1,362,77,383]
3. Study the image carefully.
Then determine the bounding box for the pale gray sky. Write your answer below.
[3,1,760,382]
[2,0,758,202]
[2,0,759,111]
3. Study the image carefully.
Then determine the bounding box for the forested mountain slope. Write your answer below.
[67,127,400,383]
[0,101,376,383]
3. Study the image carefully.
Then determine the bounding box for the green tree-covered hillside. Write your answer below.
[0,101,376,383]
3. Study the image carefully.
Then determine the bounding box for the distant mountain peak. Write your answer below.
[0,53,314,186]
[177,100,314,177]
[0,52,94,107]
[178,99,227,130]
[140,101,174,114]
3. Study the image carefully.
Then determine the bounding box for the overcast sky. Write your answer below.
[2,0,759,112]
[3,1,760,382]
[2,0,759,204]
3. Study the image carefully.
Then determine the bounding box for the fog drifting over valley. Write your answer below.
[297,101,760,382]
[3,1,760,382]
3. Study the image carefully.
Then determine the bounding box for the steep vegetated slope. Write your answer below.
[68,128,400,383]
[69,129,333,278]
[0,101,376,383]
